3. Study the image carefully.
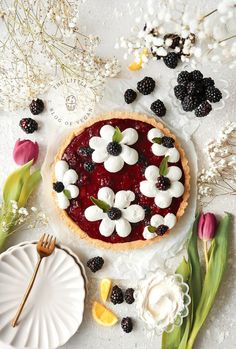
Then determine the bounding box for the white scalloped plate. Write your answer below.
[0,243,86,349]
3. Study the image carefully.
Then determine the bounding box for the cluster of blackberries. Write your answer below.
[174,70,222,117]
[77,146,95,173]
[124,77,166,117]
[19,98,45,134]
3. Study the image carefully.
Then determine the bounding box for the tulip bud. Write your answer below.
[13,139,39,165]
[198,212,217,241]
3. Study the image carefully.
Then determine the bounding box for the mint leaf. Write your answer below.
[159,156,169,176]
[152,137,162,144]
[148,225,157,233]
[90,196,110,212]
[64,189,72,200]
[112,126,123,143]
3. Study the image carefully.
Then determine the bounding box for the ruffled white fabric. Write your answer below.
[89,125,139,173]
[148,128,180,163]
[140,165,184,209]
[143,213,177,240]
[84,187,145,238]
[54,160,79,209]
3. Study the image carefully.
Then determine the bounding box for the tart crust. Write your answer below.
[53,111,190,250]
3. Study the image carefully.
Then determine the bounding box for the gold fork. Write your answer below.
[11,234,56,327]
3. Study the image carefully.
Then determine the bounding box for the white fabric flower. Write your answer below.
[148,128,180,163]
[143,213,177,240]
[54,160,79,209]
[84,187,145,238]
[89,125,139,173]
[140,165,184,209]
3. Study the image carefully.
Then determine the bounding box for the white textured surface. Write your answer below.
[0,0,236,349]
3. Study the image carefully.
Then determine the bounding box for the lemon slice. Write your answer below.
[128,48,149,71]
[100,278,112,302]
[92,301,118,326]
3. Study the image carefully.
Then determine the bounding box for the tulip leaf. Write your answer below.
[3,160,33,205]
[18,170,41,208]
[159,156,169,176]
[187,213,231,349]
[90,197,110,213]
[112,126,123,143]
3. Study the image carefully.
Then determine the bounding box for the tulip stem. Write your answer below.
[203,240,209,271]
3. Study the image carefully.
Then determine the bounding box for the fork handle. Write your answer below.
[11,257,43,327]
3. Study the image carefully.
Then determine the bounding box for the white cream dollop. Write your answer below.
[143,213,177,240]
[148,128,180,163]
[135,270,186,334]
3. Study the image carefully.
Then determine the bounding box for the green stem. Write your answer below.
[203,240,209,271]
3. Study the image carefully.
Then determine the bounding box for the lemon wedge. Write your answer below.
[100,278,112,302]
[92,301,118,326]
[128,48,149,71]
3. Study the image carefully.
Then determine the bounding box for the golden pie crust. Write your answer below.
[53,111,190,250]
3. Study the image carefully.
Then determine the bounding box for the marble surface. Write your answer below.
[0,0,236,348]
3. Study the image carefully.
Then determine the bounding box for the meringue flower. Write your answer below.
[140,165,184,208]
[84,187,145,237]
[89,125,139,173]
[53,160,79,209]
[13,139,39,165]
[148,128,180,163]
[143,213,177,240]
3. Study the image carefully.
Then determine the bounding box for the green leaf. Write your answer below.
[90,196,110,212]
[18,170,41,207]
[3,161,33,205]
[187,213,232,349]
[148,225,156,233]
[152,137,162,144]
[176,257,190,283]
[112,126,123,143]
[159,156,169,176]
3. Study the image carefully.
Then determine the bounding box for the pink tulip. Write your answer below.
[198,212,217,241]
[13,139,39,165]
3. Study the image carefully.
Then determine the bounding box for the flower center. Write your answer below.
[107,207,122,220]
[53,181,64,193]
[107,141,122,156]
[156,176,171,191]
[156,224,169,236]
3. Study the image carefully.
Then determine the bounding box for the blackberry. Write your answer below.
[84,161,95,172]
[124,89,137,104]
[110,285,124,304]
[163,52,178,69]
[177,71,191,85]
[182,95,199,112]
[205,86,222,103]
[164,33,181,49]
[194,101,212,117]
[19,118,38,134]
[53,181,64,193]
[124,288,135,304]
[121,317,133,333]
[150,99,166,117]
[156,176,171,191]
[29,98,44,115]
[107,141,122,156]
[186,81,203,96]
[157,224,169,236]
[162,136,175,148]
[190,70,203,81]
[174,85,187,100]
[137,77,155,95]
[87,256,104,273]
[78,146,93,156]
[202,77,215,88]
[107,207,122,220]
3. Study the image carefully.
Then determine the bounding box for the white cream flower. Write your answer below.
[54,160,79,209]
[148,128,180,163]
[89,125,139,173]
[84,187,145,238]
[143,213,177,240]
[140,165,184,209]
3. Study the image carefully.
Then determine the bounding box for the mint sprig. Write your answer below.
[152,137,162,144]
[90,196,110,212]
[159,156,169,176]
[64,189,72,200]
[112,126,123,143]
[148,225,157,233]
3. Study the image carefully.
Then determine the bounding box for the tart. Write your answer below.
[52,111,190,250]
